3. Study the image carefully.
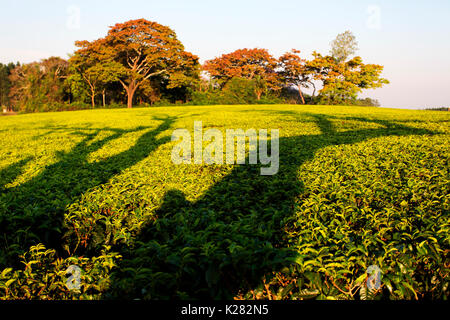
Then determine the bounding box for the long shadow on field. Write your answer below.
[0,157,33,193]
[0,116,175,267]
[109,112,438,299]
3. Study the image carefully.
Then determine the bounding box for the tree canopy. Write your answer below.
[278,49,315,104]
[73,19,200,108]
[8,57,68,112]
[4,26,388,111]
[0,62,17,108]
[330,30,359,63]
[203,48,280,99]
[307,52,389,105]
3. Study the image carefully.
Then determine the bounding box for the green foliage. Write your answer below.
[0,105,448,300]
[190,90,225,105]
[353,98,381,107]
[8,58,69,112]
[330,30,358,63]
[0,244,120,299]
[66,72,91,104]
[276,131,449,300]
[308,53,389,105]
[222,77,258,103]
[0,62,17,108]
[191,78,284,105]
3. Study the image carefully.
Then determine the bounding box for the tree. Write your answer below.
[222,77,258,103]
[0,62,17,109]
[203,48,280,100]
[330,31,358,63]
[136,79,161,105]
[74,19,199,108]
[278,49,315,104]
[307,52,389,105]
[69,47,123,108]
[9,57,68,112]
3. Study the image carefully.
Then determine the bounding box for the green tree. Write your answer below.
[0,62,17,109]
[65,71,90,105]
[307,52,389,105]
[330,31,358,63]
[69,49,124,108]
[222,77,257,103]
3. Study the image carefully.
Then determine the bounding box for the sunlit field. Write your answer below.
[0,105,448,300]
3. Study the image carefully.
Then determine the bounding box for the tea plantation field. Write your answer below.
[0,105,448,300]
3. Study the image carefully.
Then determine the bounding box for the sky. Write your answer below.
[1,0,449,109]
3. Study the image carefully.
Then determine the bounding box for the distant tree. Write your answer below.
[74,19,199,108]
[307,52,389,105]
[355,97,380,107]
[253,75,269,101]
[8,63,39,110]
[69,48,123,107]
[330,31,358,63]
[203,48,280,100]
[136,79,161,105]
[424,107,449,111]
[222,77,258,103]
[9,57,68,111]
[65,71,90,105]
[0,62,17,108]
[278,49,316,104]
[39,57,69,103]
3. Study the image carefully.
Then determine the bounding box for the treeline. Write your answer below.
[1,20,388,113]
[0,62,18,111]
[425,107,449,111]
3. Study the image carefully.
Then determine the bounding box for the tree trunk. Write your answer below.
[255,89,262,100]
[88,84,96,108]
[126,83,137,109]
[298,86,305,104]
[102,90,106,107]
[127,92,133,109]
[84,76,96,108]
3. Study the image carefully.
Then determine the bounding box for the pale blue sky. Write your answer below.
[1,0,449,108]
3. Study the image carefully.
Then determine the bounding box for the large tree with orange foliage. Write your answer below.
[74,19,199,108]
[278,49,316,104]
[203,48,279,100]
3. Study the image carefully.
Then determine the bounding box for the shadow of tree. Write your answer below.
[109,112,438,299]
[0,116,176,268]
[0,157,33,193]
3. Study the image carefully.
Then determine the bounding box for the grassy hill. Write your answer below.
[0,105,448,300]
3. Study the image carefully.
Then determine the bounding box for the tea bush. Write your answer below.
[0,244,120,300]
[0,105,448,299]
